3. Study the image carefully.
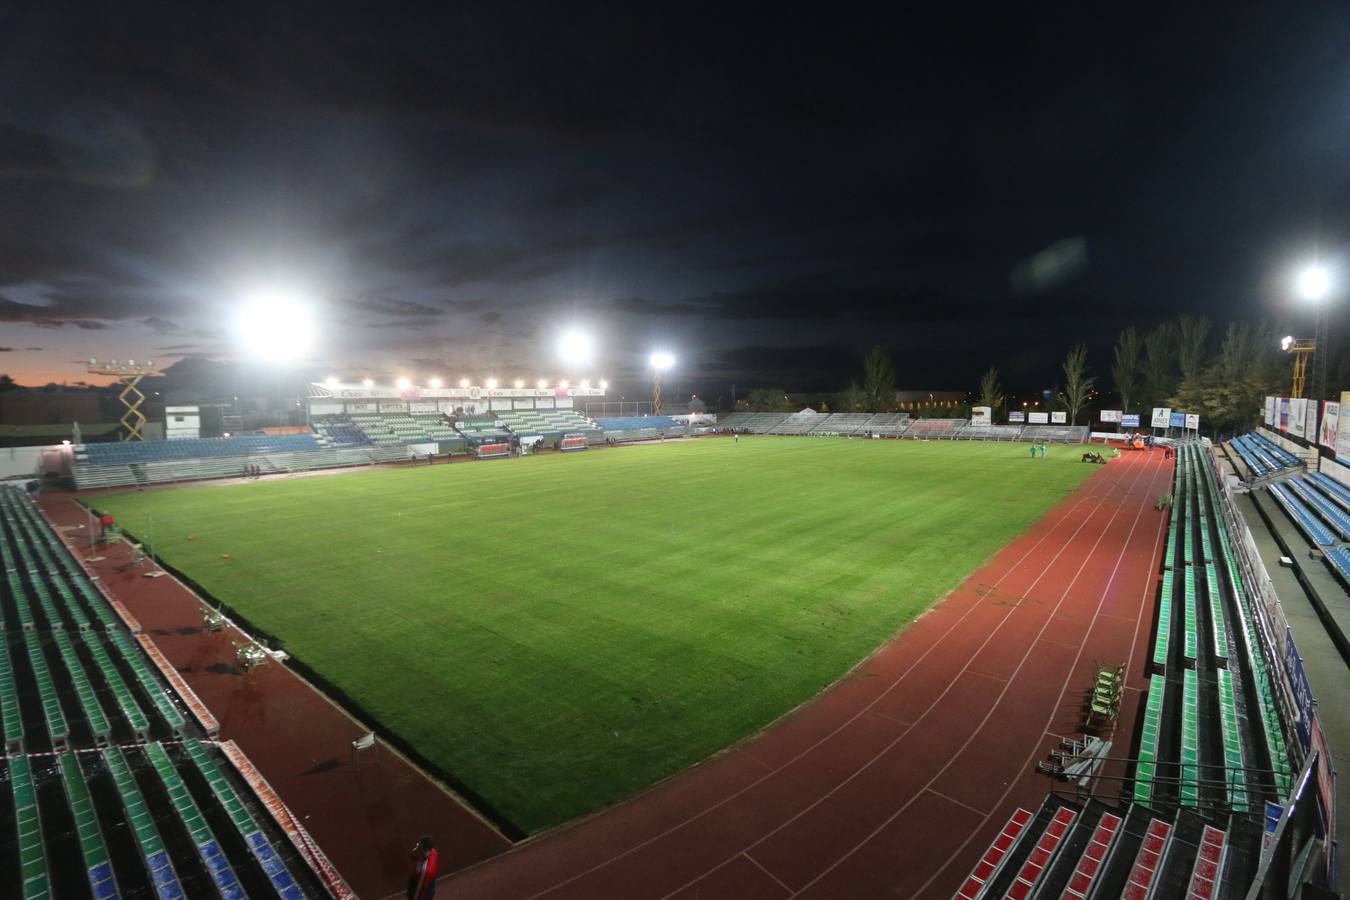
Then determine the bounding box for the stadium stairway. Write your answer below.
[0,484,328,898]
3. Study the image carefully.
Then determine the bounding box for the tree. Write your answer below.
[1214,321,1255,384]
[746,388,793,411]
[861,345,896,413]
[0,374,17,392]
[1176,315,1212,382]
[978,366,1004,418]
[1111,327,1143,413]
[1061,344,1096,425]
[1142,322,1178,411]
[841,380,865,413]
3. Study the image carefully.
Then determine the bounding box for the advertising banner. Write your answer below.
[1265,396,1276,426]
[1008,411,1026,423]
[1280,397,1290,430]
[1290,398,1306,438]
[1306,400,1319,443]
[1099,410,1121,422]
[1028,411,1049,424]
[1322,400,1341,450]
[1338,392,1350,459]
[1284,628,1315,751]
[970,406,992,426]
[1050,411,1067,424]
[1121,414,1140,428]
[1169,411,1186,428]
[1151,407,1171,428]
[1185,413,1200,430]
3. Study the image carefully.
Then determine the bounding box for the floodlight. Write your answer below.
[429,377,442,389]
[580,379,590,389]
[559,379,569,389]
[459,378,469,388]
[558,329,594,365]
[1281,335,1295,352]
[1296,264,1332,301]
[649,351,675,370]
[236,291,316,360]
[362,378,374,388]
[537,378,548,389]
[323,377,339,388]
[396,377,411,389]
[485,377,498,389]
[599,380,608,390]
[514,379,524,388]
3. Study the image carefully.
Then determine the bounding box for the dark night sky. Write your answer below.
[2,2,1348,401]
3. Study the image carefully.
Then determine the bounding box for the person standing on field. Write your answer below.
[407,836,439,900]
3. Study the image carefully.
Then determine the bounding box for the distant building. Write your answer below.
[894,390,966,410]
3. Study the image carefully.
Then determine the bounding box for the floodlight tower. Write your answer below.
[87,357,160,441]
[1295,263,1333,402]
[649,352,674,415]
[1281,336,1316,399]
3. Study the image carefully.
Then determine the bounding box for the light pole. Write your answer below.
[649,352,674,415]
[1296,263,1332,402]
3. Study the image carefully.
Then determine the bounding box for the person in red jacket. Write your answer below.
[407,836,439,900]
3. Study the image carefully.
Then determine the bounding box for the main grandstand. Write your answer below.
[6,386,1337,899]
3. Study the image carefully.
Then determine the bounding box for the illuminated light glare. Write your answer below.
[599,380,608,390]
[1296,264,1332,301]
[429,377,442,389]
[459,378,470,388]
[580,379,590,389]
[649,351,675,370]
[559,379,569,389]
[362,378,374,388]
[558,329,594,365]
[236,292,316,360]
[396,377,411,389]
[323,377,339,388]
[537,379,548,389]
[514,379,524,389]
[1281,335,1295,352]
[485,378,498,389]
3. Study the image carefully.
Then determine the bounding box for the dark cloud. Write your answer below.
[1,2,1347,394]
[0,347,12,352]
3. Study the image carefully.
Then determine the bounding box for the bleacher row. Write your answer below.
[954,799,1250,900]
[1,484,320,898]
[1138,443,1292,816]
[1229,433,1301,480]
[719,411,1089,442]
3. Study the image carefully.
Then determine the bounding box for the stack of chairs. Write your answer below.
[1086,663,1123,727]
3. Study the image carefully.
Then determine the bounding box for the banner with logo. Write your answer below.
[1099,410,1121,422]
[1185,413,1200,430]
[1322,401,1341,450]
[1028,411,1049,424]
[1151,407,1171,428]
[1167,411,1185,428]
[970,406,991,426]
[1008,411,1025,423]
[1338,393,1350,459]
[1121,413,1140,428]
[1051,411,1067,424]
[1265,396,1276,426]
[1306,401,1319,444]
[1280,397,1290,430]
[1290,398,1307,438]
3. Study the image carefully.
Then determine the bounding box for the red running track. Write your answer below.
[428,448,1172,899]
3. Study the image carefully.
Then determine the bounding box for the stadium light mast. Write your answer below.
[649,352,674,415]
[87,357,160,441]
[1294,262,1334,401]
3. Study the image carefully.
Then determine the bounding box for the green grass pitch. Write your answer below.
[93,437,1096,834]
